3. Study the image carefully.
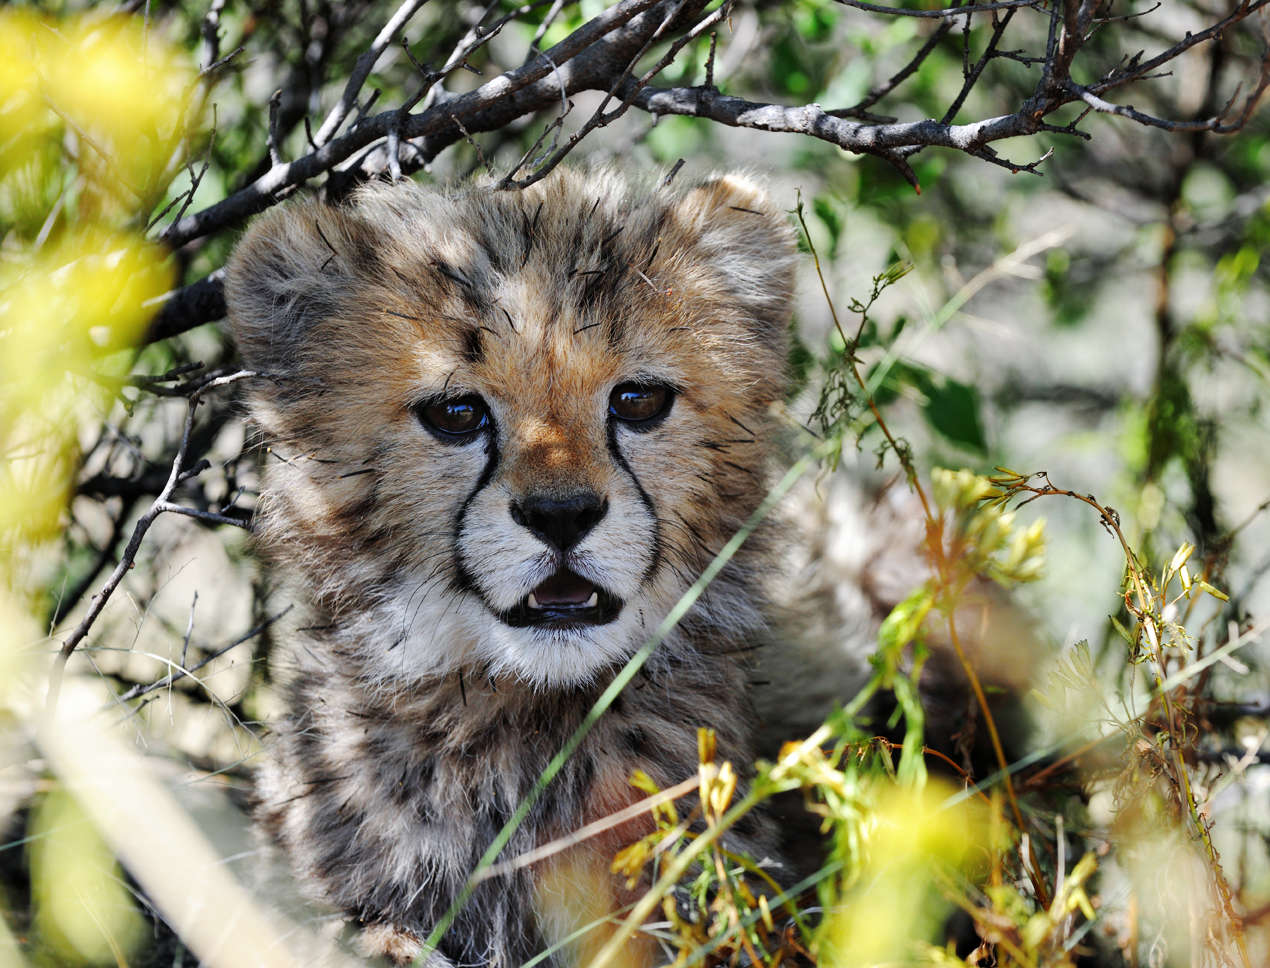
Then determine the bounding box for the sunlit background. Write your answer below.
[1,1,1268,966]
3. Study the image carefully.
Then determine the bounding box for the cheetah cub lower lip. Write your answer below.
[496,569,613,627]
[511,568,616,629]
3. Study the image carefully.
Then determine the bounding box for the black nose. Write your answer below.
[510,492,608,551]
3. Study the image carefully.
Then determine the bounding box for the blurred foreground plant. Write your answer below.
[0,11,238,968]
[595,205,1265,967]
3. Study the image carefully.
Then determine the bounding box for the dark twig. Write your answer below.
[200,0,227,71]
[145,0,1270,265]
[113,606,292,706]
[312,0,432,146]
[267,89,284,166]
[161,0,673,248]
[833,14,956,119]
[499,0,702,188]
[46,370,257,712]
[833,0,1039,18]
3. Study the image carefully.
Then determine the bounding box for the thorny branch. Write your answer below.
[46,369,256,712]
[147,0,1270,340]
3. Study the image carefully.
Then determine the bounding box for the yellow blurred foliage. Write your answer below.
[28,789,145,966]
[817,780,991,967]
[0,227,172,568]
[0,10,197,205]
[0,10,194,961]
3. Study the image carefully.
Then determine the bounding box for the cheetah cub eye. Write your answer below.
[609,382,674,427]
[413,394,490,441]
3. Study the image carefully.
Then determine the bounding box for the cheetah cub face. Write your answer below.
[227,168,794,689]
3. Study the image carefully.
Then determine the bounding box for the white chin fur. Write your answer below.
[341,564,708,689]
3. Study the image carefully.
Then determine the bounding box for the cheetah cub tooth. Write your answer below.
[528,592,541,609]
[585,591,598,608]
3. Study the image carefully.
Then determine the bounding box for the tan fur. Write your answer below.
[535,850,657,968]
[226,168,795,965]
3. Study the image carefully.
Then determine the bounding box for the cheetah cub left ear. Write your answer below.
[224,198,379,379]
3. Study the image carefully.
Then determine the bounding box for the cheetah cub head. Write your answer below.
[227,168,795,689]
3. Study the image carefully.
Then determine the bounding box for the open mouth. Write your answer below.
[500,569,622,629]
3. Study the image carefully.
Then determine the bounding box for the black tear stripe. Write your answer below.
[605,420,662,586]
[450,429,501,601]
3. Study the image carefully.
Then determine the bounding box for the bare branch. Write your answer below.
[833,15,955,120]
[1089,0,1270,96]
[47,370,257,712]
[832,0,1041,18]
[200,0,227,71]
[629,84,1035,161]
[267,89,284,166]
[141,0,1270,269]
[144,271,226,344]
[941,9,1017,125]
[498,0,708,188]
[160,0,678,248]
[113,606,291,706]
[312,0,432,146]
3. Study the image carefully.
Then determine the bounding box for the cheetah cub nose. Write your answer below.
[510,492,608,552]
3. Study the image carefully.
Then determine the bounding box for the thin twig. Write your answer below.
[114,606,291,706]
[46,370,257,712]
[312,0,432,146]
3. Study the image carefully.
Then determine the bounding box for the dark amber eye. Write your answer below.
[609,383,673,426]
[414,395,489,438]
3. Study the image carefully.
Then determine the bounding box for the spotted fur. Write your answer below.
[227,168,796,965]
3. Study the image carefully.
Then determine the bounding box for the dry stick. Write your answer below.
[1003,474,1253,966]
[162,0,672,248]
[1089,0,1270,98]
[147,4,1268,333]
[523,0,568,65]
[46,370,256,713]
[471,775,698,882]
[941,8,1017,125]
[797,203,1054,907]
[834,12,955,118]
[1072,77,1270,134]
[200,0,227,69]
[113,605,291,706]
[499,0,705,188]
[833,0,1040,16]
[161,0,1265,248]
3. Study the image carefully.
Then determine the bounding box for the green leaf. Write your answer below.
[875,584,935,672]
[923,377,987,453]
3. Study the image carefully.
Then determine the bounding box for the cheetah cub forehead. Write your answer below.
[227,168,795,689]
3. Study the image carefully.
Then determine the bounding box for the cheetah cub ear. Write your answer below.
[224,199,370,377]
[665,172,797,353]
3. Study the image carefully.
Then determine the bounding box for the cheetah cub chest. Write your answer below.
[226,168,795,966]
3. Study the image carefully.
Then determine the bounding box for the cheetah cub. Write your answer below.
[226,168,796,966]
